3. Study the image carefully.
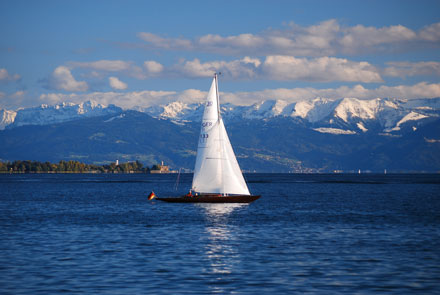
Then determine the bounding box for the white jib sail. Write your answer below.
[191,75,250,195]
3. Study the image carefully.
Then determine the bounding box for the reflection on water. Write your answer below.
[197,203,247,218]
[3,174,439,294]
[198,204,246,290]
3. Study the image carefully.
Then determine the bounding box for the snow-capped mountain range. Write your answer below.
[1,101,122,130]
[1,97,439,134]
[1,97,439,172]
[143,97,440,134]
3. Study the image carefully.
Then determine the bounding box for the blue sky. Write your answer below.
[1,0,439,109]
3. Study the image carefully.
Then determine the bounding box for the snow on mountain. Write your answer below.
[313,127,357,135]
[103,113,126,123]
[144,101,204,122]
[7,100,122,129]
[385,111,429,132]
[146,97,439,134]
[2,97,438,133]
[334,98,381,122]
[242,100,289,119]
[356,122,368,132]
[290,98,338,122]
[330,97,408,131]
[0,109,17,130]
[401,97,440,111]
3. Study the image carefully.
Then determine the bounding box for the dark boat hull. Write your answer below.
[156,194,260,203]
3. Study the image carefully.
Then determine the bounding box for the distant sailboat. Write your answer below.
[156,74,260,203]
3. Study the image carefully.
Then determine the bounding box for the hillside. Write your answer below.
[1,108,439,172]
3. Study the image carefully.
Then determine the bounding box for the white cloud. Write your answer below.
[69,60,132,71]
[0,68,21,82]
[0,91,27,109]
[176,89,207,104]
[137,32,193,50]
[144,61,164,76]
[196,33,265,55]
[48,66,88,92]
[261,56,382,82]
[137,20,440,56]
[109,77,128,90]
[69,60,146,80]
[384,61,440,77]
[39,90,178,109]
[222,83,440,105]
[58,53,439,83]
[36,82,440,109]
[419,22,440,42]
[172,57,261,79]
[373,82,440,99]
[340,24,416,54]
[138,56,381,83]
[46,54,437,88]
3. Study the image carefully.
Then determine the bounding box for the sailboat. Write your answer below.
[156,74,260,203]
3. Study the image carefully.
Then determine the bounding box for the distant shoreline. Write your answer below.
[1,171,438,175]
[0,160,176,174]
[0,171,147,174]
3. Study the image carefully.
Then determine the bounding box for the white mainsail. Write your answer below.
[191,75,250,195]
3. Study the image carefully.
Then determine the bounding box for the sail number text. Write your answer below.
[200,133,209,143]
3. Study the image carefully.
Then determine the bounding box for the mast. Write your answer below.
[214,72,224,194]
[214,72,221,121]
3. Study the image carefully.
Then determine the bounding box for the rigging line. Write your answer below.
[174,167,182,191]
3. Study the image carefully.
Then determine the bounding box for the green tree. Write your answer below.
[0,162,8,172]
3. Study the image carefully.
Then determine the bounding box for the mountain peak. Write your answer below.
[0,109,17,130]
[6,100,122,129]
[142,96,438,133]
[2,97,439,133]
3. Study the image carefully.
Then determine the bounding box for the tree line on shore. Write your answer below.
[0,160,158,173]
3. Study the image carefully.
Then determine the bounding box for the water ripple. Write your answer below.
[0,173,439,294]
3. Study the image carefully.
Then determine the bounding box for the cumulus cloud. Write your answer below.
[137,32,193,50]
[372,82,440,99]
[261,56,382,82]
[144,60,164,76]
[0,68,21,82]
[172,57,261,79]
[0,91,28,109]
[48,66,88,92]
[419,22,440,42]
[109,77,128,90]
[69,60,132,71]
[68,60,145,79]
[340,24,416,54]
[36,82,440,109]
[137,20,440,56]
[384,61,440,78]
[222,82,440,105]
[47,54,440,87]
[136,56,381,83]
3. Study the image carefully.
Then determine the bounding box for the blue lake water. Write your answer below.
[0,173,439,294]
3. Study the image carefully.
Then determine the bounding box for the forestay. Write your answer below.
[191,75,250,195]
